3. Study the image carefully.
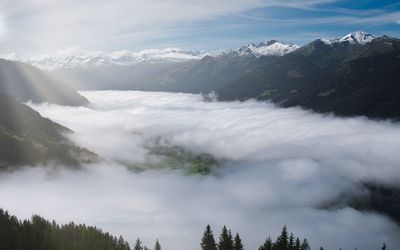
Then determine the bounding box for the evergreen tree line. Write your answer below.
[0,208,389,250]
[132,238,161,250]
[0,208,162,250]
[200,224,388,250]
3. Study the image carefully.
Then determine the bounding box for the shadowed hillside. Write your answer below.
[0,95,95,169]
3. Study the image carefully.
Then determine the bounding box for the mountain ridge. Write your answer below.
[2,31,399,120]
[1,31,377,70]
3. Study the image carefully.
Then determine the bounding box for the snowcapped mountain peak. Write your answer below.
[339,31,375,44]
[16,47,207,70]
[323,31,376,45]
[230,40,300,57]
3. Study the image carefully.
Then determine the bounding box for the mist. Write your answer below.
[1,90,399,250]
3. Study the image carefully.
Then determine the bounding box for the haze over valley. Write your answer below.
[0,90,398,249]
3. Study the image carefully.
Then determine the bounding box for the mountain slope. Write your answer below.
[217,34,400,119]
[30,41,295,93]
[49,55,261,94]
[0,95,95,168]
[0,59,88,106]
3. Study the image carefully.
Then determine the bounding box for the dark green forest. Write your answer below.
[200,224,312,250]
[200,224,387,250]
[0,208,131,250]
[0,208,388,250]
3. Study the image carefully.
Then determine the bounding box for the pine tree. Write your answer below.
[233,233,244,250]
[218,226,234,250]
[319,247,324,250]
[116,235,130,250]
[300,238,310,250]
[154,239,161,250]
[289,233,295,250]
[382,243,386,250]
[201,224,217,250]
[228,230,234,249]
[134,238,143,250]
[259,236,273,250]
[295,237,301,250]
[275,225,289,250]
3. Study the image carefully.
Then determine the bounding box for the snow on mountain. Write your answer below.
[13,47,207,70]
[0,32,376,71]
[2,41,298,70]
[227,40,300,57]
[322,31,376,45]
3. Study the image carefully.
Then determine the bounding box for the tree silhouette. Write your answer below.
[201,224,217,250]
[288,233,295,250]
[259,236,273,250]
[233,233,244,250]
[154,239,161,250]
[134,238,143,250]
[218,226,234,250]
[295,237,301,250]
[275,225,289,250]
[300,239,310,250]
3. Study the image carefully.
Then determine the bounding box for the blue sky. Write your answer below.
[1,0,400,55]
[168,0,400,50]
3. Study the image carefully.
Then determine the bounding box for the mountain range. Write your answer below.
[2,47,207,70]
[0,30,399,120]
[217,33,400,119]
[23,31,399,120]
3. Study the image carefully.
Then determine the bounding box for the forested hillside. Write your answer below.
[0,208,131,250]
[0,95,95,169]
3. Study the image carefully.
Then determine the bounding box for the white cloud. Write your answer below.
[0,0,337,55]
[0,90,396,250]
[239,11,400,27]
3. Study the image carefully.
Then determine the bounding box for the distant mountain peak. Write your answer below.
[5,47,207,70]
[323,31,376,45]
[229,40,300,57]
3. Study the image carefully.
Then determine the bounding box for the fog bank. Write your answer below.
[0,90,399,250]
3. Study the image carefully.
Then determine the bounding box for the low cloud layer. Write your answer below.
[1,90,399,250]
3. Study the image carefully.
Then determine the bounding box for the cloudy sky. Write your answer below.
[1,0,400,56]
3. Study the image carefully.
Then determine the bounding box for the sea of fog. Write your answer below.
[1,90,400,250]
